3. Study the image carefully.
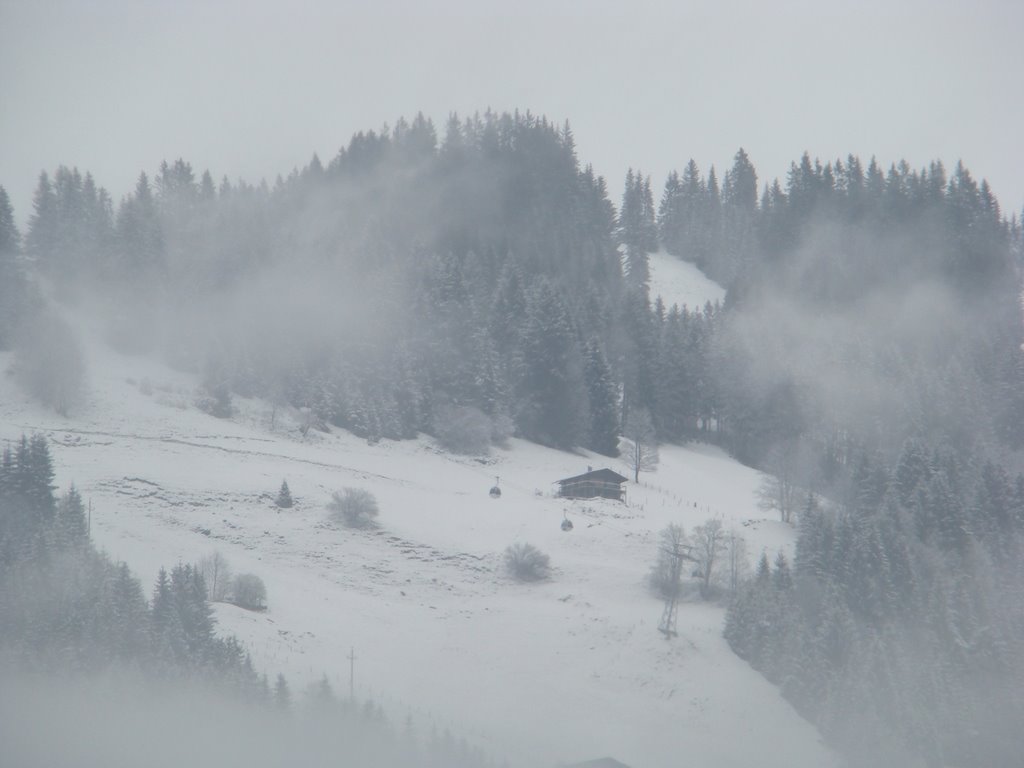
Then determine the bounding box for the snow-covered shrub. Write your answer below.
[328,488,379,529]
[232,573,267,610]
[433,404,492,455]
[195,383,232,419]
[504,542,551,581]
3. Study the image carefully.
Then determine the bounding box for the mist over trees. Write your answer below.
[5,110,1024,766]
[0,434,260,683]
[0,435,493,768]
[8,120,1023,472]
[726,451,1024,766]
[0,185,36,350]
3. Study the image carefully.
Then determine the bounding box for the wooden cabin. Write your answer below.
[556,468,628,502]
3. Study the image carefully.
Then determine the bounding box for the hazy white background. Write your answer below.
[2,0,1022,225]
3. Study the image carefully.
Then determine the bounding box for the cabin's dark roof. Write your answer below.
[563,759,631,768]
[556,468,628,486]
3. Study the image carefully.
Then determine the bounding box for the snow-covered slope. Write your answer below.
[647,249,726,310]
[0,320,833,768]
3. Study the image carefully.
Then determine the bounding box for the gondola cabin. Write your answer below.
[555,468,627,502]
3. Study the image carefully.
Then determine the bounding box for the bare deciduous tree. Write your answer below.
[692,518,726,599]
[619,407,659,483]
[328,488,379,529]
[725,529,750,596]
[756,441,815,525]
[757,473,798,524]
[650,523,688,597]
[198,551,232,602]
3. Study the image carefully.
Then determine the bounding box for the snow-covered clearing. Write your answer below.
[647,249,726,311]
[0,259,832,767]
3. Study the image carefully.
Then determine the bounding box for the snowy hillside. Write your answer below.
[0,316,833,768]
[646,249,726,310]
[0,260,833,767]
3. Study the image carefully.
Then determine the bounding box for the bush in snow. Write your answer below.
[432,404,493,455]
[232,573,267,610]
[195,383,232,419]
[504,542,551,581]
[328,488,379,529]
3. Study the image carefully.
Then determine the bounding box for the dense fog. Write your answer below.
[0,669,487,768]
[1,110,1023,767]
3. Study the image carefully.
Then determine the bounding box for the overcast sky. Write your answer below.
[2,0,1022,228]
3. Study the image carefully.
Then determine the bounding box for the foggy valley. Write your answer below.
[2,3,1024,768]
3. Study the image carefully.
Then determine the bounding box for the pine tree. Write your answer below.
[24,434,57,522]
[151,567,187,664]
[25,171,58,269]
[658,170,682,252]
[722,148,758,213]
[701,166,723,274]
[517,280,586,449]
[619,169,655,288]
[79,172,115,281]
[0,185,19,255]
[0,185,28,349]
[110,562,151,660]
[276,480,294,509]
[773,550,793,591]
[116,172,165,281]
[56,485,88,548]
[169,563,215,661]
[583,339,619,456]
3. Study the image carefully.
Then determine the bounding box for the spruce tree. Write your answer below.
[619,169,654,288]
[170,563,215,660]
[25,434,56,521]
[56,485,88,548]
[276,480,294,509]
[0,185,18,255]
[0,185,28,349]
[583,339,620,457]
[110,562,151,660]
[115,172,165,281]
[517,280,586,449]
[658,170,682,252]
[25,171,58,270]
[151,567,187,664]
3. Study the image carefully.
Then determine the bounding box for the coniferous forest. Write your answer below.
[2,110,1024,766]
